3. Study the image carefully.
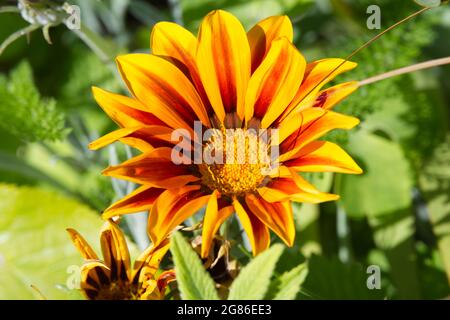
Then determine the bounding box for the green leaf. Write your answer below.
[368,210,421,299]
[57,47,120,111]
[293,203,321,257]
[338,130,413,218]
[274,263,308,300]
[299,255,385,300]
[0,184,103,299]
[0,61,68,142]
[419,134,450,285]
[228,244,284,300]
[338,131,420,298]
[416,243,450,299]
[170,232,219,300]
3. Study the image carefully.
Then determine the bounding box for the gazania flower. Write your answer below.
[89,10,362,257]
[67,221,174,300]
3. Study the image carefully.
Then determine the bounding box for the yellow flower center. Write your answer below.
[199,128,271,196]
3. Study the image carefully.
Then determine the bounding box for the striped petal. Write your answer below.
[280,111,360,161]
[92,87,165,128]
[151,22,197,68]
[233,197,270,256]
[151,22,212,116]
[80,261,111,300]
[116,53,210,129]
[285,141,362,174]
[245,194,295,247]
[102,147,200,188]
[89,125,174,152]
[133,239,171,283]
[309,81,359,110]
[248,15,293,72]
[259,171,339,204]
[279,58,357,122]
[245,37,306,127]
[148,186,209,246]
[197,10,251,121]
[201,191,234,258]
[66,228,99,260]
[99,221,132,283]
[103,185,165,219]
[278,107,325,144]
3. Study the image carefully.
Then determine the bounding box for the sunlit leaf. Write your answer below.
[0,184,103,299]
[273,263,308,300]
[299,255,385,299]
[338,130,413,218]
[228,244,284,300]
[419,134,450,285]
[170,232,219,300]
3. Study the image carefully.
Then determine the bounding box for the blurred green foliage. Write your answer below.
[0,0,449,300]
[0,61,67,142]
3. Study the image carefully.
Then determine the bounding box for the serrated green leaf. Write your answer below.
[228,244,284,300]
[0,184,103,299]
[0,61,67,142]
[274,263,308,300]
[170,232,219,300]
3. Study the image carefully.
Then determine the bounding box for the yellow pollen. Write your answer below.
[199,128,271,196]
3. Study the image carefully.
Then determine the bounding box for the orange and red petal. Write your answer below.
[89,125,174,152]
[285,140,362,174]
[260,169,339,204]
[233,198,270,256]
[133,239,171,283]
[102,147,200,188]
[307,81,359,110]
[197,10,251,121]
[151,22,213,117]
[280,111,360,161]
[247,15,293,72]
[201,190,234,258]
[99,221,132,283]
[148,185,209,247]
[279,58,357,122]
[277,106,325,144]
[245,37,305,127]
[245,194,295,247]
[102,185,165,219]
[92,87,166,128]
[116,53,209,129]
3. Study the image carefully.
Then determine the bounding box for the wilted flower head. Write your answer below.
[67,221,174,300]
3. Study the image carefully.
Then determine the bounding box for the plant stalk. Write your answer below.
[359,57,450,86]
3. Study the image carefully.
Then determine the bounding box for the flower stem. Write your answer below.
[359,57,450,86]
[0,23,40,56]
[0,6,20,14]
[71,22,118,66]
